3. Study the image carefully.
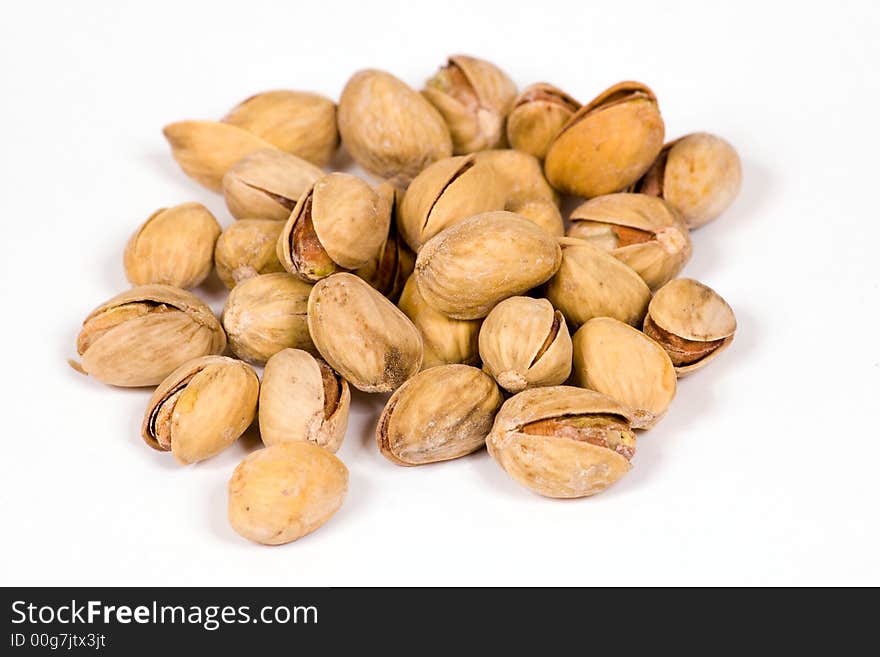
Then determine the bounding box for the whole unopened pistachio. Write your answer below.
[473,149,558,206]
[414,211,562,320]
[338,69,452,186]
[572,317,676,429]
[222,149,323,221]
[214,219,285,289]
[545,81,665,197]
[222,90,339,166]
[124,202,221,289]
[633,132,742,229]
[228,443,348,545]
[643,278,736,376]
[506,198,564,236]
[74,285,226,387]
[221,273,314,364]
[567,193,691,289]
[259,349,350,452]
[307,273,423,392]
[354,184,414,300]
[506,83,580,160]
[422,55,517,154]
[141,356,258,464]
[546,237,651,329]
[486,386,637,498]
[377,364,503,465]
[479,297,571,393]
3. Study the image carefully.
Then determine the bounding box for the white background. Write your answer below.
[1,0,877,586]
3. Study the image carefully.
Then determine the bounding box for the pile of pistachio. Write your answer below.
[73,56,740,545]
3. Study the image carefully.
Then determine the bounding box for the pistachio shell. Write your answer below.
[506,83,580,159]
[354,185,414,301]
[506,198,564,236]
[472,149,558,206]
[214,219,285,289]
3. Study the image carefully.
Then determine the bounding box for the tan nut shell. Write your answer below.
[473,149,558,206]
[124,203,221,289]
[307,273,423,392]
[506,83,580,160]
[572,317,676,429]
[228,443,348,545]
[354,185,414,300]
[506,198,564,236]
[414,211,563,320]
[377,364,503,466]
[214,219,285,289]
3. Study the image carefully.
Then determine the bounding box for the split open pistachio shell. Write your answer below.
[259,349,350,452]
[643,278,736,376]
[124,202,221,289]
[354,184,414,301]
[141,356,258,465]
[221,273,314,364]
[414,211,562,320]
[506,83,580,160]
[75,285,226,387]
[214,219,285,289]
[486,386,636,498]
[473,149,558,206]
[567,193,692,289]
[572,317,676,429]
[307,273,423,392]
[546,237,651,330]
[544,81,665,197]
[377,364,503,466]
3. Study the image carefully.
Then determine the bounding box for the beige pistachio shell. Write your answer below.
[506,198,564,236]
[124,203,221,289]
[506,83,580,160]
[222,90,339,166]
[259,349,350,452]
[377,364,503,466]
[338,69,452,187]
[414,211,562,320]
[354,185,414,301]
[572,317,676,429]
[222,149,323,221]
[546,237,651,329]
[75,285,226,387]
[473,149,558,206]
[544,81,665,197]
[214,219,285,289]
[307,273,423,392]
[228,443,348,545]
[221,273,314,364]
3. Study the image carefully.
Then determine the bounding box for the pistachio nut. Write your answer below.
[633,132,742,229]
[506,83,580,160]
[479,297,571,393]
[422,55,517,154]
[141,356,258,464]
[221,273,314,364]
[214,219,285,289]
[337,69,452,187]
[414,211,562,320]
[472,149,558,206]
[643,278,736,376]
[74,285,226,387]
[259,349,350,452]
[544,81,665,197]
[545,237,651,329]
[307,273,423,392]
[228,443,348,546]
[572,317,676,429]
[354,184,414,300]
[486,386,636,498]
[567,193,691,289]
[222,149,323,221]
[124,202,221,289]
[506,198,564,236]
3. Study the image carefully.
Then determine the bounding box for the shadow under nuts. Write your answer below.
[214,219,285,289]
[506,83,580,160]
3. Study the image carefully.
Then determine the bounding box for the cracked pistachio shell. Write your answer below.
[414,211,562,320]
[506,83,580,160]
[307,273,423,392]
[644,278,736,377]
[545,81,665,197]
[214,219,285,289]
[486,386,636,498]
[473,149,558,206]
[479,297,572,393]
[74,285,226,387]
[338,69,452,187]
[567,193,691,289]
[377,364,502,465]
[259,349,350,452]
[422,55,517,154]
[634,132,742,229]
[222,149,323,221]
[141,356,258,465]
[397,275,480,370]
[572,317,676,429]
[546,237,651,329]
[228,442,348,545]
[221,273,314,364]
[163,120,277,192]
[506,198,564,236]
[124,202,221,289]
